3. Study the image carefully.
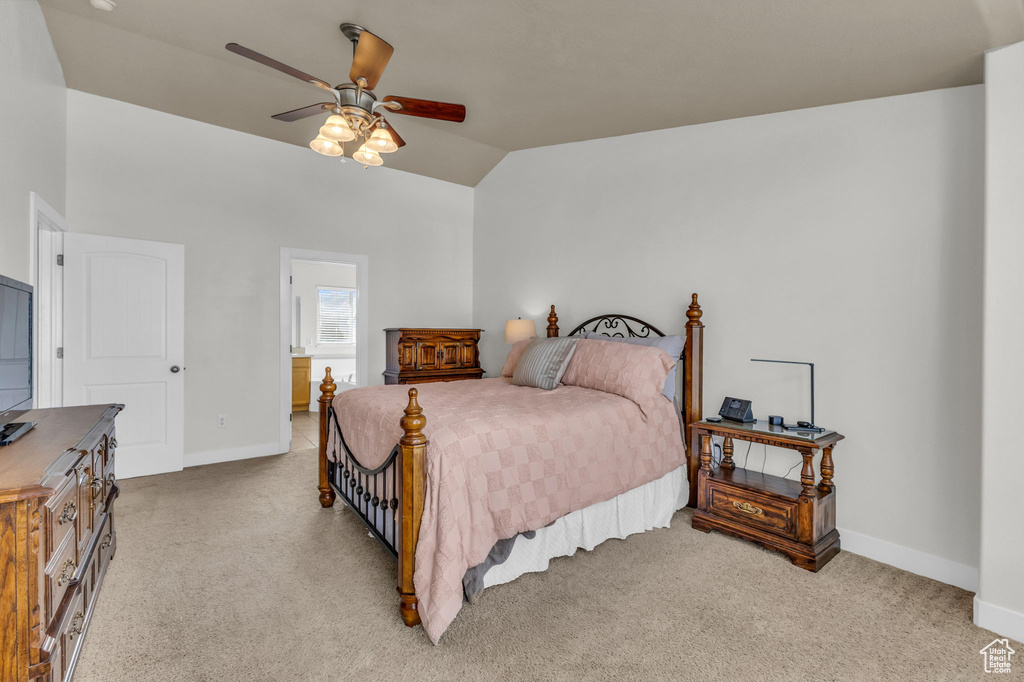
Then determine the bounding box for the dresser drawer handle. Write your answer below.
[110,438,118,449]
[68,611,85,640]
[100,533,112,551]
[56,558,77,587]
[58,500,77,525]
[733,501,764,516]
[91,476,103,499]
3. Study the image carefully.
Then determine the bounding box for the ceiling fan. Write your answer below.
[226,23,466,167]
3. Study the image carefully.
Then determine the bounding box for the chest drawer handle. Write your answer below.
[56,558,77,587]
[110,437,118,449]
[68,611,85,641]
[58,500,77,525]
[91,476,103,499]
[100,533,112,551]
[733,501,764,516]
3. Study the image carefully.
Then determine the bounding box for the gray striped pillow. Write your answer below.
[510,338,578,390]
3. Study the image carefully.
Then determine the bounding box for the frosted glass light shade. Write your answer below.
[310,135,343,156]
[320,114,355,142]
[505,318,537,344]
[367,126,399,153]
[352,144,384,166]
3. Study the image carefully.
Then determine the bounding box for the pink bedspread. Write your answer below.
[331,377,685,643]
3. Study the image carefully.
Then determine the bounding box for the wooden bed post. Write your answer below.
[398,388,427,627]
[683,293,704,508]
[318,368,337,508]
[547,305,559,337]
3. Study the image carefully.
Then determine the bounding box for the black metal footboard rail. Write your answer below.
[327,406,400,559]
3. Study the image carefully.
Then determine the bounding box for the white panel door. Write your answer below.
[63,233,185,478]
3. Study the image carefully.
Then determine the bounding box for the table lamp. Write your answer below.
[505,318,537,344]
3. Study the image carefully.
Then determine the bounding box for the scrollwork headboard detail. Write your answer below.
[567,314,666,339]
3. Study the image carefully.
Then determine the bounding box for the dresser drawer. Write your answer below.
[58,587,87,681]
[75,457,99,556]
[45,530,78,627]
[44,475,79,560]
[707,482,798,540]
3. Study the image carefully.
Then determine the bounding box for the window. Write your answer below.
[316,287,357,345]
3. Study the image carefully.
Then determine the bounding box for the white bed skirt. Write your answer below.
[481,465,689,591]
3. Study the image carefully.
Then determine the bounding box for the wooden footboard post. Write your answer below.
[683,294,704,508]
[398,388,427,627]
[318,368,337,508]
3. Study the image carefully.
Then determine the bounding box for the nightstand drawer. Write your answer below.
[707,482,797,540]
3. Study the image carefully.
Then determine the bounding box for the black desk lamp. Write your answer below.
[750,358,825,433]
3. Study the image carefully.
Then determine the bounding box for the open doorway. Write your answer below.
[279,248,368,454]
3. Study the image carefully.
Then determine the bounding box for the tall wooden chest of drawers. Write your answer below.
[382,328,484,384]
[0,404,122,682]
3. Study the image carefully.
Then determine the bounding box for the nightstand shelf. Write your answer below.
[690,419,844,571]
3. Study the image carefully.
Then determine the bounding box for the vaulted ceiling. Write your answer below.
[38,0,1024,186]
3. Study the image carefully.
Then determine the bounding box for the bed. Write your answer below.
[315,294,706,642]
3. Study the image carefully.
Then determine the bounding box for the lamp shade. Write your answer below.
[367,125,399,153]
[352,144,384,166]
[309,135,343,157]
[504,318,537,344]
[320,114,356,143]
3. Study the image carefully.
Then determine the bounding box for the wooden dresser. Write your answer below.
[382,328,484,384]
[0,404,122,682]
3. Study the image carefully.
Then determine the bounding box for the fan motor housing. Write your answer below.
[336,84,376,128]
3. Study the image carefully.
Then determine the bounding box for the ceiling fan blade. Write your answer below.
[271,102,335,122]
[383,118,406,148]
[382,96,466,123]
[226,43,335,93]
[348,30,393,90]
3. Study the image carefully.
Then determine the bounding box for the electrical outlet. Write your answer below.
[217,415,227,428]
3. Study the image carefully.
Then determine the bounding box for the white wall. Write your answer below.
[0,0,66,283]
[66,90,474,463]
[473,86,985,583]
[977,41,1024,643]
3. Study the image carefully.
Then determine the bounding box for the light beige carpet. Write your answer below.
[74,448,1017,681]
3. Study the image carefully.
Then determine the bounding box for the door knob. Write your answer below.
[170,365,181,373]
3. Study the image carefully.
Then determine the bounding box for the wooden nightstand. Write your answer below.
[690,419,844,571]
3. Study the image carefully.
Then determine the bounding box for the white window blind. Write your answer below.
[316,287,356,344]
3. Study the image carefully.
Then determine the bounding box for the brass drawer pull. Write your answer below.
[91,476,103,499]
[68,611,85,640]
[56,558,76,587]
[58,500,77,525]
[733,501,764,516]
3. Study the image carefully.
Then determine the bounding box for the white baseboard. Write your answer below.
[838,526,979,592]
[975,596,1024,643]
[184,441,285,468]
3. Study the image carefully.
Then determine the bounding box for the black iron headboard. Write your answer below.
[567,314,666,339]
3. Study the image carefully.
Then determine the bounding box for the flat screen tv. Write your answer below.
[0,275,33,428]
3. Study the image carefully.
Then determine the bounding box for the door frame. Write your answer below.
[279,248,368,454]
[29,192,67,409]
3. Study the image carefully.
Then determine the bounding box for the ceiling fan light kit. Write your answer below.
[226,23,467,169]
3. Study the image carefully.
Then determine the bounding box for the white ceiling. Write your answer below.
[38,0,1024,186]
